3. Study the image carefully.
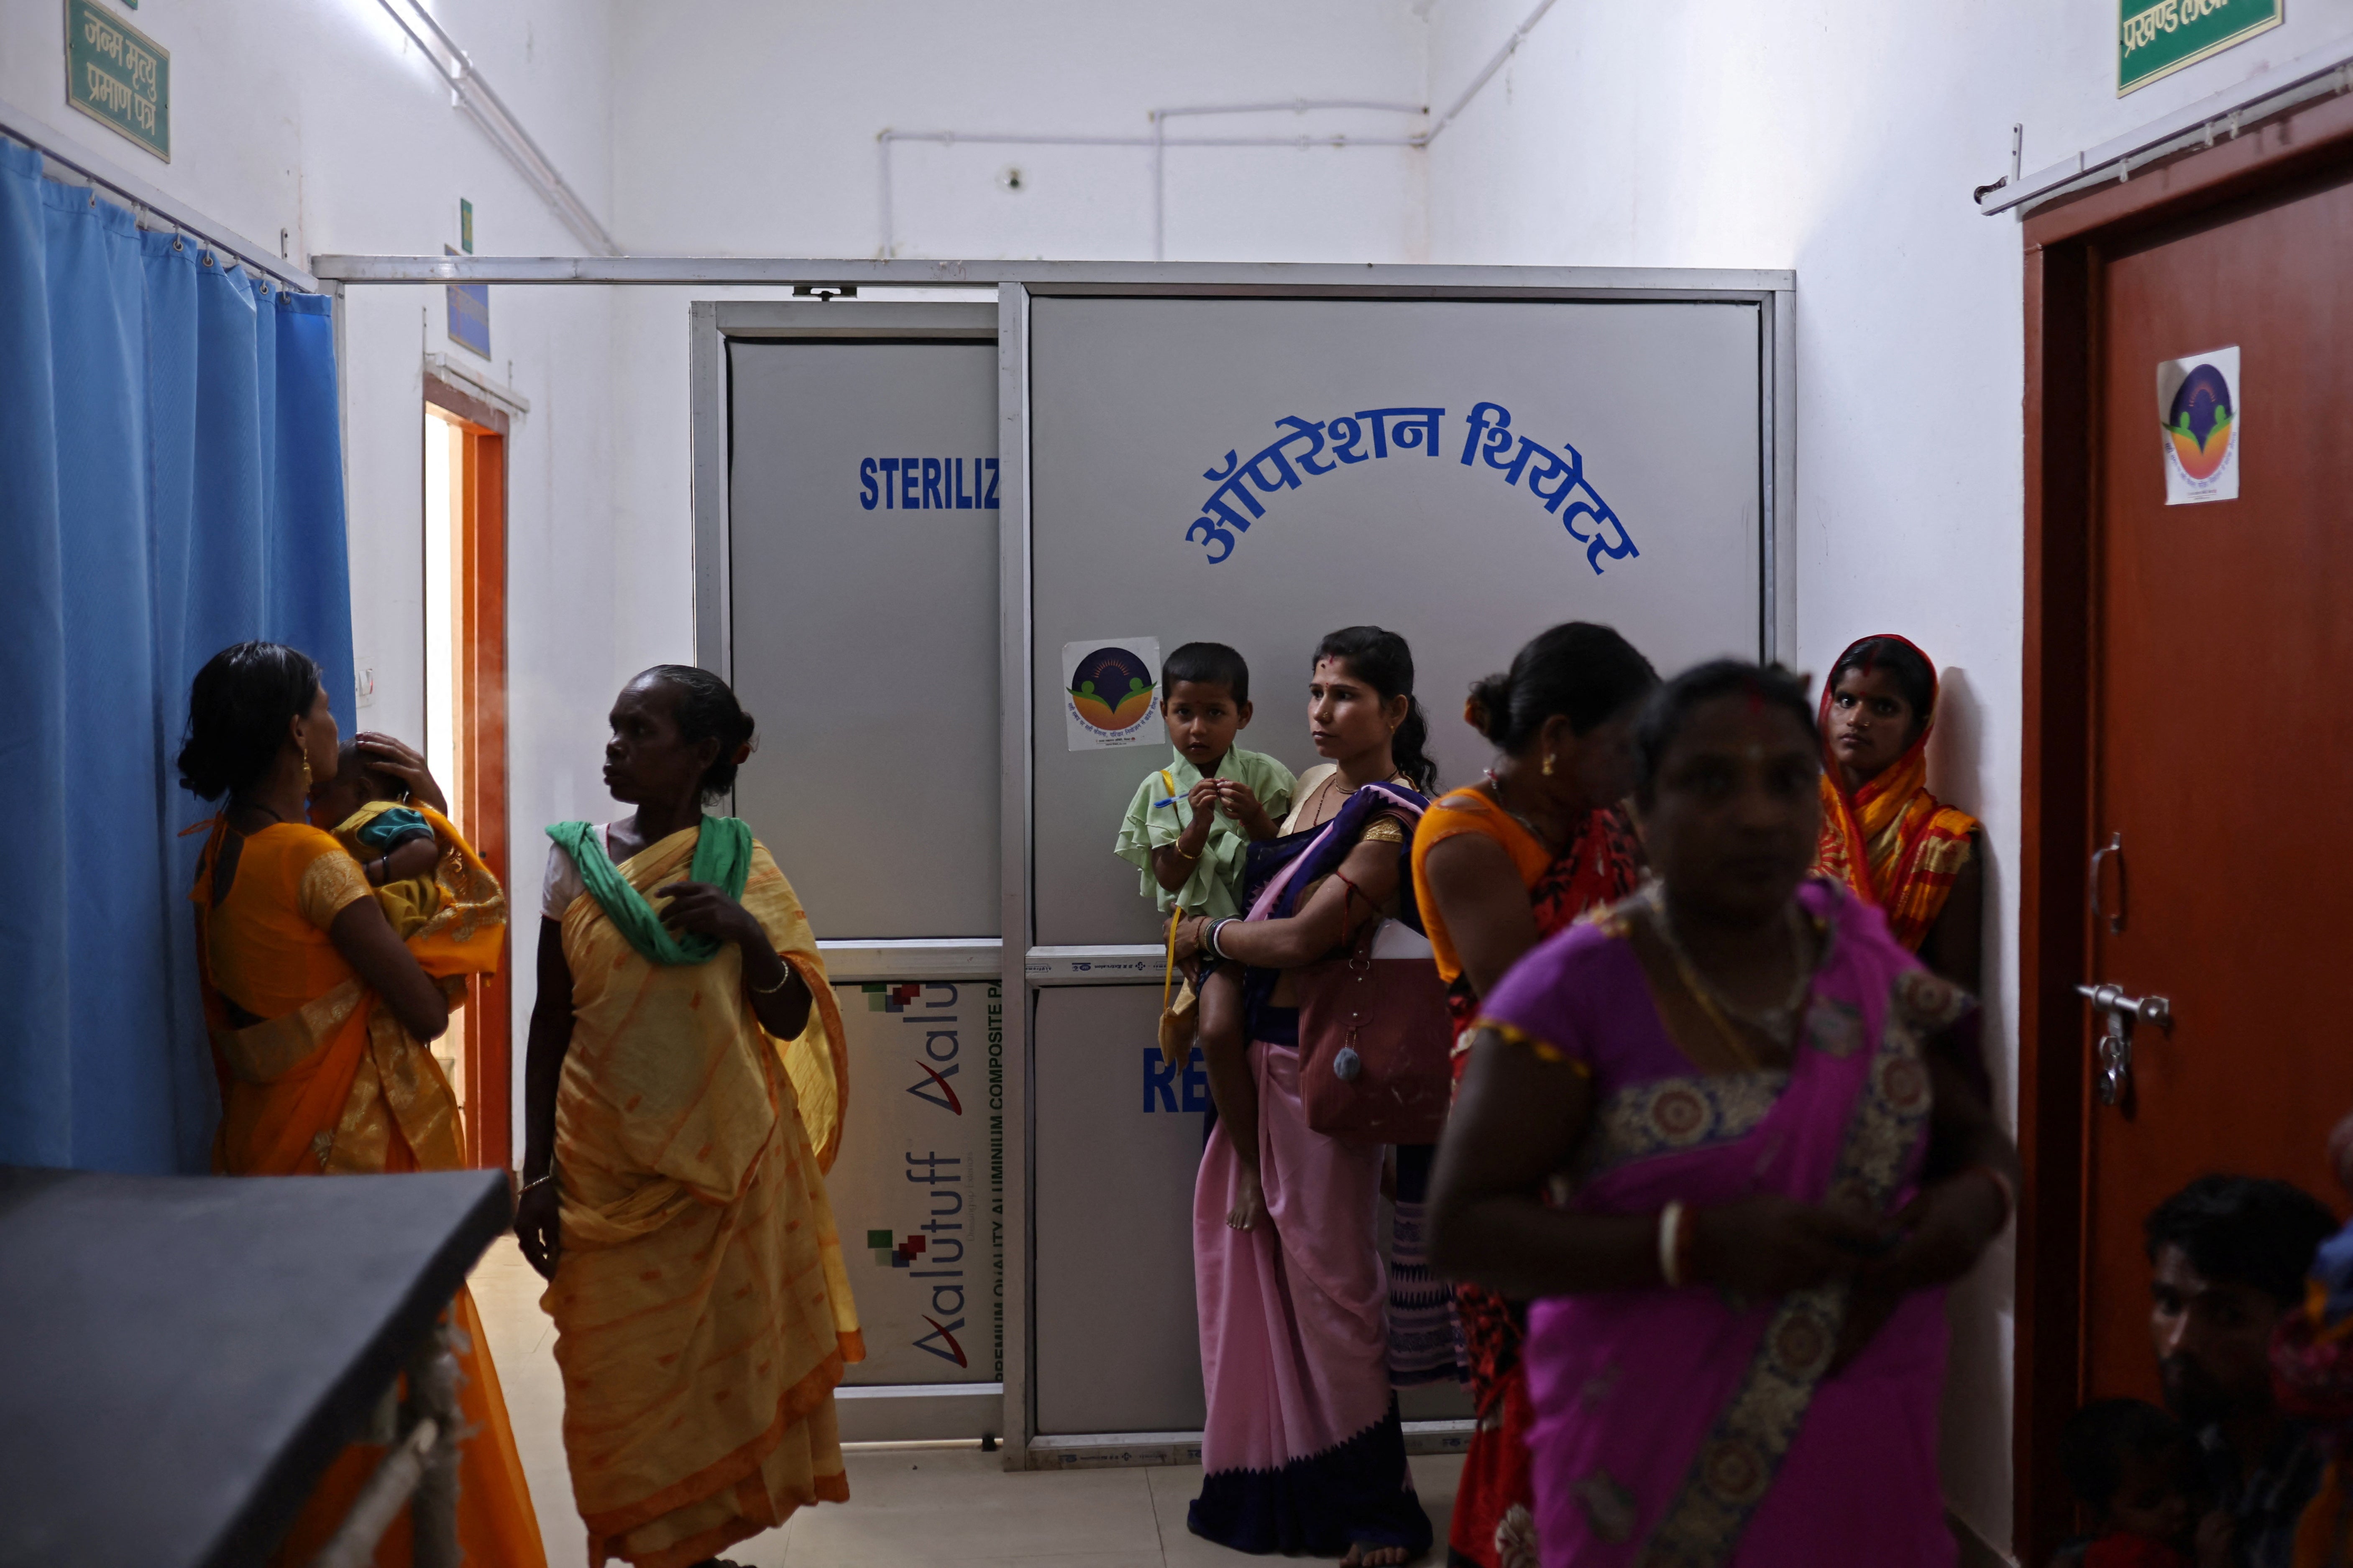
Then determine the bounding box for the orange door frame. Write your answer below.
[423,374,513,1171]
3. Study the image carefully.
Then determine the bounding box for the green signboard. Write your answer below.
[64,0,168,160]
[2120,0,2282,94]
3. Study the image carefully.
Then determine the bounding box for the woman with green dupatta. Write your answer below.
[516,665,862,1568]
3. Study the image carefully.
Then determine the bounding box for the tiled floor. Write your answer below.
[469,1236,1465,1567]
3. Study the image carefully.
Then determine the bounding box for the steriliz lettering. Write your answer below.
[859,457,999,511]
[1183,401,1637,575]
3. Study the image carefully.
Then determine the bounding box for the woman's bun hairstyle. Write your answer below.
[639,663,757,803]
[1469,622,1658,756]
[177,641,325,802]
[1464,673,1515,745]
[1314,625,1437,793]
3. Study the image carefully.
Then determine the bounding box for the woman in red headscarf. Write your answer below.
[1814,634,1984,990]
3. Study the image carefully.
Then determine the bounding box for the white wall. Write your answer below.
[607,0,1430,263]
[1419,0,2353,1551]
[0,0,630,1156]
[594,0,1441,736]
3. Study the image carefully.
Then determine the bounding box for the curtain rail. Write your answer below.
[0,94,320,293]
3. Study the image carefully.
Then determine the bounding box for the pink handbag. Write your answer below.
[1294,917,1453,1144]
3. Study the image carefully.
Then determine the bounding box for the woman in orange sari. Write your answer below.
[516,665,859,1568]
[179,640,545,1568]
[1813,635,1984,990]
[1412,622,1655,1568]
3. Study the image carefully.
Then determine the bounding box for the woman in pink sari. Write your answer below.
[1428,660,2016,1567]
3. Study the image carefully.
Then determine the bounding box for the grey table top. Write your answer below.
[0,1165,511,1568]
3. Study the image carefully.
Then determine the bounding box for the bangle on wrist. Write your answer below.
[1960,1163,2015,1232]
[519,1171,555,1196]
[749,958,796,996]
[1208,918,1238,961]
[1659,1200,1692,1287]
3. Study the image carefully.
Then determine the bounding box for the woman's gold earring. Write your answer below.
[301,753,313,787]
[1542,753,1556,777]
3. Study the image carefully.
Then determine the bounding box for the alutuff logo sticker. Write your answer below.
[891,1150,972,1368]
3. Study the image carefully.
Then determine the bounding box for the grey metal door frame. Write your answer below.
[333,256,1798,1473]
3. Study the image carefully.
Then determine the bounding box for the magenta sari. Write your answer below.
[1476,878,1970,1568]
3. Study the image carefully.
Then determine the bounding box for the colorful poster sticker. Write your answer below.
[1061,638,1162,751]
[2156,346,2239,506]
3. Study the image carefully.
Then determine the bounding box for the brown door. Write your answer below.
[2079,169,2353,1406]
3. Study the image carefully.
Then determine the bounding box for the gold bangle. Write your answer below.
[1170,840,1203,861]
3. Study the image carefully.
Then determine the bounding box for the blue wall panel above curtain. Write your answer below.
[0,140,356,1173]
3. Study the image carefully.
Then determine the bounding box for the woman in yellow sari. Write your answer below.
[1813,633,1985,991]
[516,664,859,1568]
[178,640,545,1568]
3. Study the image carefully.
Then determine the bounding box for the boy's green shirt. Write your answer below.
[1113,745,1297,920]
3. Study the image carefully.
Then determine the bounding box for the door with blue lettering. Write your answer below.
[727,337,1001,938]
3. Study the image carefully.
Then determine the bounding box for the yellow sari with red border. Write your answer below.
[542,823,861,1568]
[191,813,545,1568]
[1812,634,1981,953]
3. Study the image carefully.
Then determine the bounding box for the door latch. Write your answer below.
[2077,983,2172,1106]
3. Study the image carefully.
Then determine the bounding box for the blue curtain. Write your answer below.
[0,140,354,1172]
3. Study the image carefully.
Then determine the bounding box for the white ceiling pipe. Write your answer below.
[877,121,1422,259]
[871,0,1558,260]
[374,0,620,257]
[1421,0,1560,146]
[1148,100,1427,260]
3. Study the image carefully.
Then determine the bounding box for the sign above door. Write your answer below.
[2119,0,2282,95]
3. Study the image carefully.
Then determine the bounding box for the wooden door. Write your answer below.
[2079,169,2353,1406]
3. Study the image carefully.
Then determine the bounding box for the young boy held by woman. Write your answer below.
[1113,642,1293,1060]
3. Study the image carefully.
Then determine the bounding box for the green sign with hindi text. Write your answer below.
[2120,0,2281,95]
[65,0,168,160]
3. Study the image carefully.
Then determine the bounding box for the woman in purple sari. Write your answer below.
[1428,660,2016,1567]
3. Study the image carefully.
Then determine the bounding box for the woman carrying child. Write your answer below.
[1409,622,1656,1568]
[178,641,544,1567]
[1172,625,1440,1567]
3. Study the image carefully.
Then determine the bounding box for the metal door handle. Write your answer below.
[2077,982,2173,1106]
[2090,832,2124,934]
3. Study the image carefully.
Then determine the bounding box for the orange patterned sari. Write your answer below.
[191,816,544,1568]
[1813,634,1981,953]
[542,823,860,1568]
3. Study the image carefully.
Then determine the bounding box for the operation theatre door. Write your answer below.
[2077,169,2353,1411]
[1021,292,1775,1443]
